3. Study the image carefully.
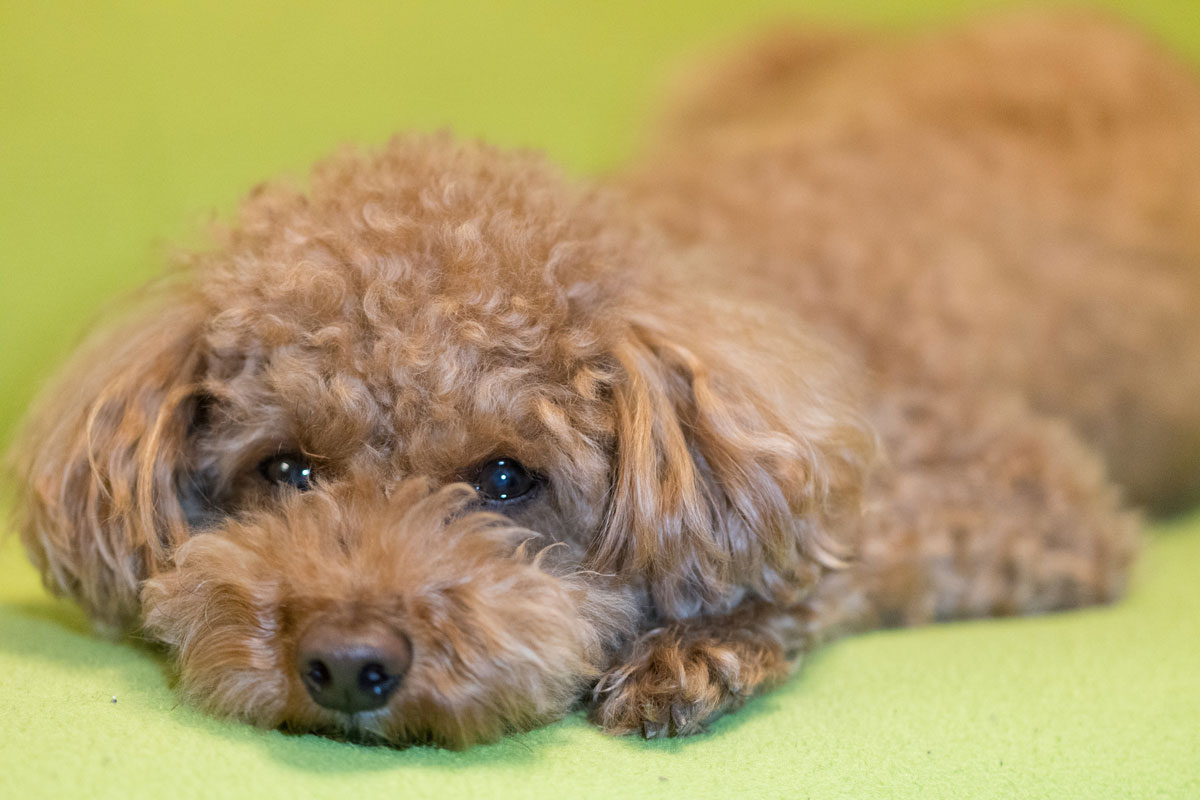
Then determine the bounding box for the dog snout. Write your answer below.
[295,621,412,713]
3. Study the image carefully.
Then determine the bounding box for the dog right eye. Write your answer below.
[259,454,314,491]
[472,457,538,502]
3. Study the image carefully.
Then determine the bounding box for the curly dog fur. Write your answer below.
[9,12,1200,747]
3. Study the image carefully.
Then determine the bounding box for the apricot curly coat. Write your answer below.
[9,12,1200,747]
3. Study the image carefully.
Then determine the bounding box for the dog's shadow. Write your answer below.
[0,583,783,773]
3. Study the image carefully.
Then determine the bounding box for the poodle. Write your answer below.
[9,12,1200,747]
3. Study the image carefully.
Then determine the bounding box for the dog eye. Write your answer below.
[472,458,537,502]
[259,454,314,491]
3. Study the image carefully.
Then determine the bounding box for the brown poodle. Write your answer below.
[9,12,1200,747]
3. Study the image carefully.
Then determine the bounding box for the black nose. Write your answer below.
[295,621,412,713]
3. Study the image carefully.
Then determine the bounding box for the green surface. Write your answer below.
[2,518,1198,799]
[2,1,1199,798]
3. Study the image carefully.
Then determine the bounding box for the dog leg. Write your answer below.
[589,599,813,738]
[810,387,1141,638]
[591,385,1139,739]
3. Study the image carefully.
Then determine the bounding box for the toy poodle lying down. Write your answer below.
[10,13,1200,747]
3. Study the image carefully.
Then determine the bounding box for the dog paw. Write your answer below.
[589,624,788,738]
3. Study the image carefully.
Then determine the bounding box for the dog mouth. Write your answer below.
[280,711,402,747]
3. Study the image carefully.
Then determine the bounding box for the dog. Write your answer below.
[9,12,1200,748]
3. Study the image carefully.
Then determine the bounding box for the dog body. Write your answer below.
[10,13,1200,746]
[625,12,1200,637]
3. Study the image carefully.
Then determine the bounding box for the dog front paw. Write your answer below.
[589,622,788,738]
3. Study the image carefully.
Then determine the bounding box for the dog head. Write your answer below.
[9,134,872,746]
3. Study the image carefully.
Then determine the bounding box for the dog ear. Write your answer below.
[592,300,875,618]
[7,290,207,633]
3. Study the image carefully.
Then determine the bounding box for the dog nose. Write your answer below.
[295,621,412,713]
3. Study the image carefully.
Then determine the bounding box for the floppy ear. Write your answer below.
[592,300,875,618]
[6,291,207,633]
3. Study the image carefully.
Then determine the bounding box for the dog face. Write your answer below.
[10,135,872,746]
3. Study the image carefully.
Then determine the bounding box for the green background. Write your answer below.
[2,1,1198,798]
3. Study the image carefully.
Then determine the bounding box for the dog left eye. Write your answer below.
[472,458,537,502]
[259,454,314,491]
